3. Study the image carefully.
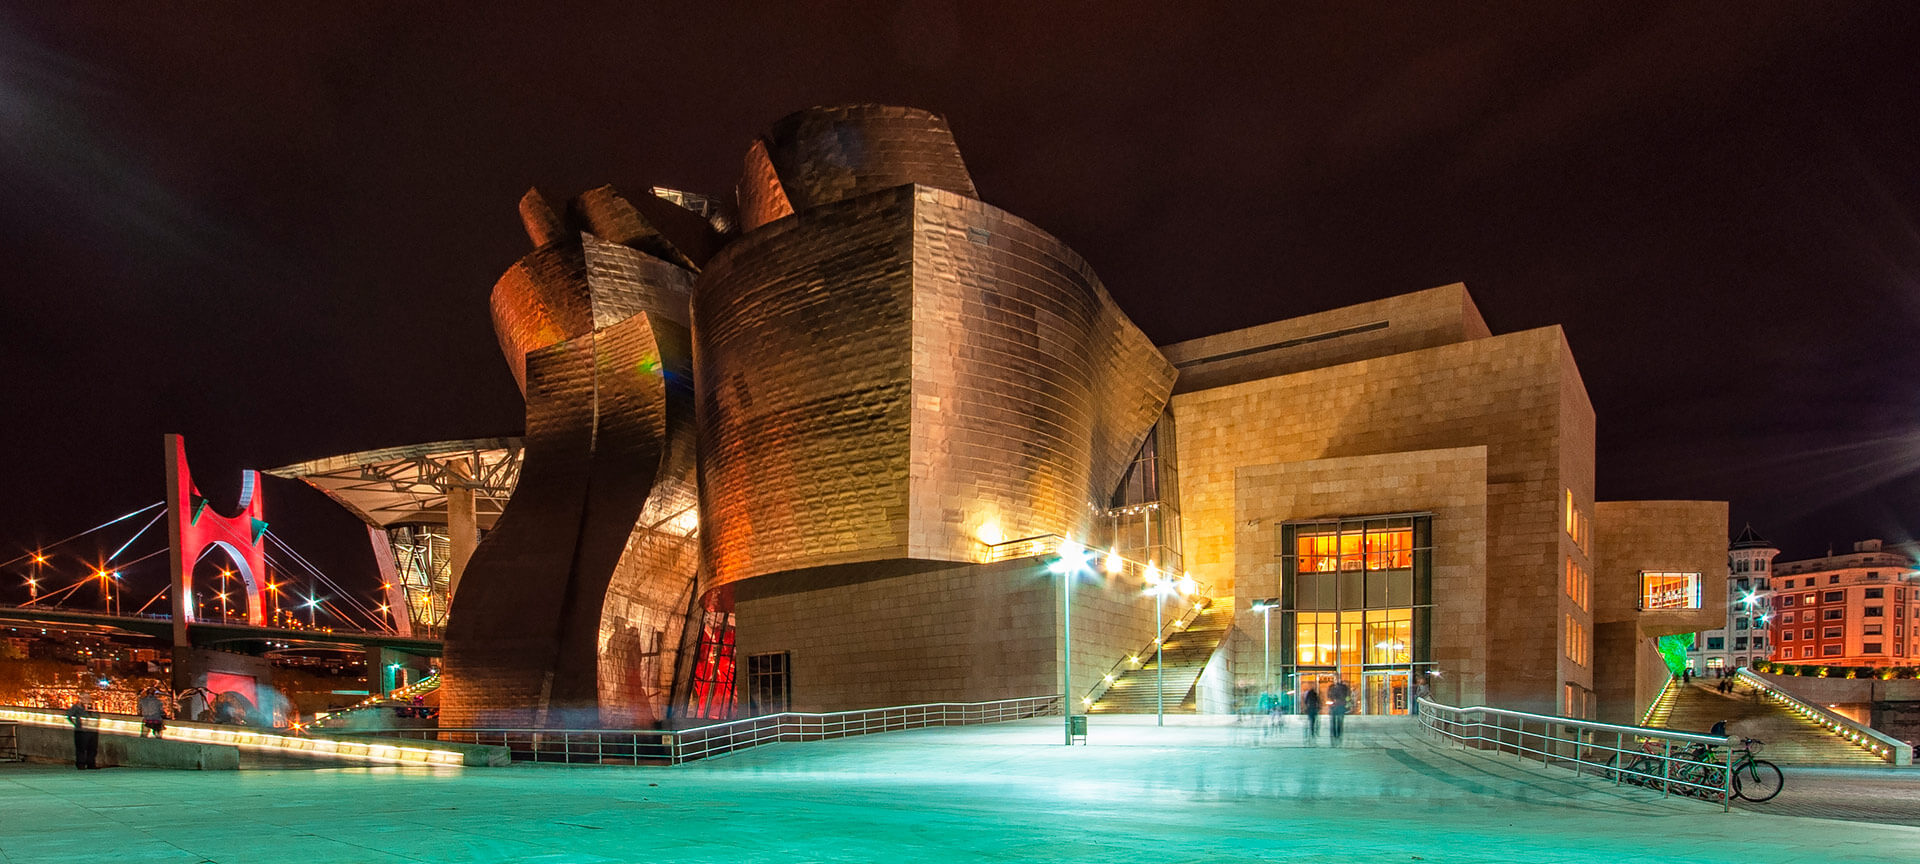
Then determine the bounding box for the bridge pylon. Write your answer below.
[164,434,269,653]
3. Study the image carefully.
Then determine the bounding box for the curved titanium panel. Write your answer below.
[736,138,795,233]
[490,236,694,394]
[441,312,692,728]
[694,184,1172,588]
[761,105,978,214]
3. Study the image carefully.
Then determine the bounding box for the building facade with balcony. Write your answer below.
[1764,540,1920,668]
[1687,526,1780,674]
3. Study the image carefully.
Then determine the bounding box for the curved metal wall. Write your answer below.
[760,104,977,214]
[695,184,1173,588]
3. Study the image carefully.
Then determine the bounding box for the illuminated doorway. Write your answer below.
[1278,514,1434,715]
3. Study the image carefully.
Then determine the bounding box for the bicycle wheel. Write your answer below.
[1624,756,1660,787]
[1733,759,1783,802]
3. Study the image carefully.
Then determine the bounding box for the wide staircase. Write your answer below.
[1088,598,1233,714]
[1650,677,1884,765]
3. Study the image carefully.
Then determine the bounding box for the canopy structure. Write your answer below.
[267,438,522,530]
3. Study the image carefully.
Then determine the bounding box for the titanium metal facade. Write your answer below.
[411,105,1170,726]
[698,111,1173,587]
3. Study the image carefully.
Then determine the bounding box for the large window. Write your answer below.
[1280,515,1432,717]
[1641,572,1702,610]
[746,651,790,715]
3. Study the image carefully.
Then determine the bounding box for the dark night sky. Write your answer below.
[3,2,1919,610]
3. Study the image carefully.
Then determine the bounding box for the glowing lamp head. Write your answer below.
[1104,549,1122,575]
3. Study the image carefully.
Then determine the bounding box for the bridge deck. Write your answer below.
[1,714,1912,862]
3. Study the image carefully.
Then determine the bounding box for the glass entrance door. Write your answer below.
[1362,670,1410,715]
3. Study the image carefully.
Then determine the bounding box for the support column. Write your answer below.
[446,458,478,598]
[368,526,412,638]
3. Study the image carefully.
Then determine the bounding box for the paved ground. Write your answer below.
[1735,764,1920,826]
[0,715,1916,863]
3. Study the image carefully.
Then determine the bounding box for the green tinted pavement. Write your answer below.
[1,716,1914,863]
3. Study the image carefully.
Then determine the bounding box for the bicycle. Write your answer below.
[1609,737,1782,802]
[1666,738,1784,802]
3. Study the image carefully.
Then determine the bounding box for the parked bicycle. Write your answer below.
[1613,736,1782,802]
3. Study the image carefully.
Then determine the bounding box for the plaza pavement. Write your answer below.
[0,715,1916,863]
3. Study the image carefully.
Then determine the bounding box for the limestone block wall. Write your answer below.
[732,557,1161,713]
[1160,283,1492,394]
[1172,325,1586,713]
[1593,500,1730,633]
[1592,500,1729,722]
[1222,447,1491,708]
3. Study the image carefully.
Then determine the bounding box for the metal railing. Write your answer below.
[1734,668,1911,764]
[351,695,1062,765]
[1417,698,1733,810]
[1082,598,1211,709]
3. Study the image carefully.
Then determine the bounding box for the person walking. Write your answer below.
[1302,685,1322,743]
[138,689,167,739]
[1328,677,1351,744]
[65,696,98,770]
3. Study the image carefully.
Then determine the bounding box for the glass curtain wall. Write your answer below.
[1099,411,1182,573]
[1278,515,1433,715]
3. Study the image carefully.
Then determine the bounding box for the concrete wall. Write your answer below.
[733,557,1162,713]
[15,724,239,770]
[1171,322,1588,714]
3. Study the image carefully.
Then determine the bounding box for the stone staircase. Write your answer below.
[1089,598,1232,714]
[1650,678,1884,765]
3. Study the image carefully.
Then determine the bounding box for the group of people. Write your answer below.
[1248,678,1353,744]
[61,687,175,770]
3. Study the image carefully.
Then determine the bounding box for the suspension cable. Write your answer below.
[0,501,164,569]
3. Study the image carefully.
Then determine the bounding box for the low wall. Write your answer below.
[16,725,239,770]
[1754,671,1920,747]
[313,732,510,767]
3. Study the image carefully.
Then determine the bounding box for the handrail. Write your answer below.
[1417,698,1733,810]
[1082,597,1211,709]
[1733,668,1910,765]
[348,695,1062,765]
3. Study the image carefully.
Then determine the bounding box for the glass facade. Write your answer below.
[1100,412,1182,572]
[1278,515,1434,715]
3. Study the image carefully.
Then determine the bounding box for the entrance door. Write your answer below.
[1362,670,1410,715]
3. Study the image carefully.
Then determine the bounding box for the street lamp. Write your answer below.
[306,594,321,628]
[1250,598,1279,701]
[1048,538,1095,745]
[1144,566,1192,727]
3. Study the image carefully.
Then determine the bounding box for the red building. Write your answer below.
[1764,540,1920,667]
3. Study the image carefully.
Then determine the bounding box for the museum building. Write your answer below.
[278,105,1728,727]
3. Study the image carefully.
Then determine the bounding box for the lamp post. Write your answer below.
[1145,567,1183,727]
[1250,598,1279,699]
[1049,539,1092,745]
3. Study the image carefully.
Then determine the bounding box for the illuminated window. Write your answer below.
[1640,572,1701,610]
[746,651,790,715]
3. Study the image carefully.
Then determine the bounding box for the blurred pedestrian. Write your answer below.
[65,696,98,769]
[1302,685,1323,742]
[138,689,167,738]
[1328,677,1351,744]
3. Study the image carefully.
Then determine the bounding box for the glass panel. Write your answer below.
[1385,570,1413,607]
[1339,570,1363,609]
[1365,571,1386,608]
